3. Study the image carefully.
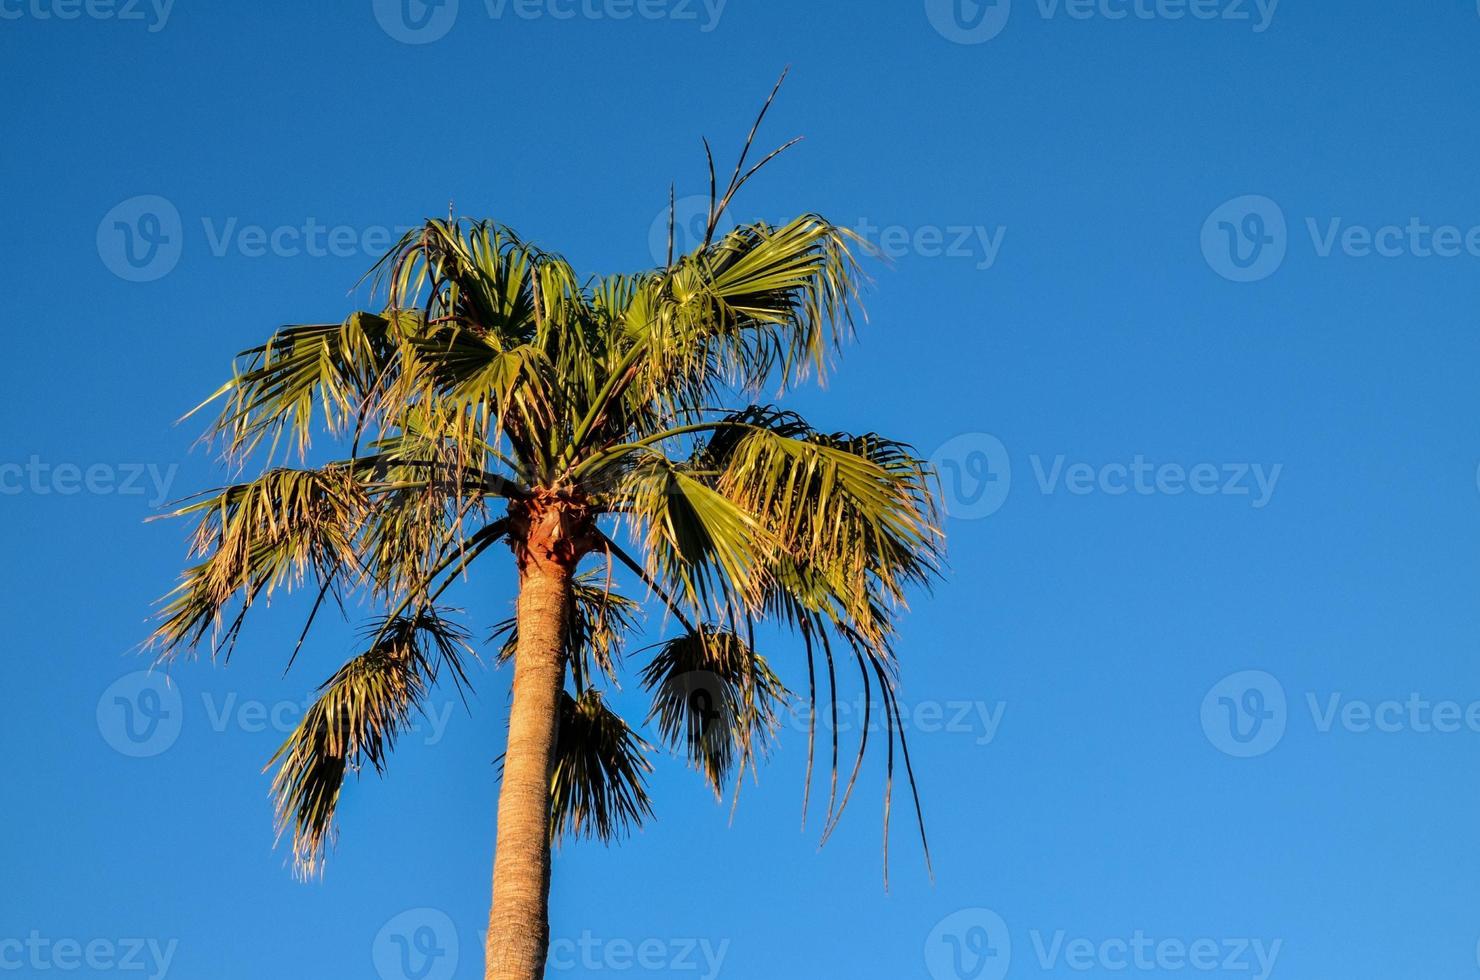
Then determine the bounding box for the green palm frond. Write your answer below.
[616,455,772,618]
[550,690,654,843]
[196,310,418,463]
[561,211,863,470]
[639,626,789,798]
[267,609,472,877]
[711,409,942,637]
[593,404,942,868]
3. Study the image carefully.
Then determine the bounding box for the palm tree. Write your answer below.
[149,77,943,980]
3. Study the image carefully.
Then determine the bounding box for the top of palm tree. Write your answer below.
[148,71,945,884]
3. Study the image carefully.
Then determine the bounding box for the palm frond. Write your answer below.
[267,609,472,877]
[550,690,654,843]
[639,626,789,798]
[559,209,865,472]
[149,464,373,660]
[615,454,771,619]
[635,215,864,402]
[710,408,943,638]
[613,406,942,871]
[194,310,418,463]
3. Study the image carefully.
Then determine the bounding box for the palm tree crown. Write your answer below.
[149,83,943,922]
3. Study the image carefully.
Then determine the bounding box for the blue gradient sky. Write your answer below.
[6,1,1480,978]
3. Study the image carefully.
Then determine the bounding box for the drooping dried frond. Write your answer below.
[267,609,472,877]
[550,690,654,843]
[149,464,373,660]
[640,626,789,798]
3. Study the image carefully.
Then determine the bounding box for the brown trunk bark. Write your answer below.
[485,550,571,980]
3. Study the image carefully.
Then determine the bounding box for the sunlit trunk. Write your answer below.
[485,550,571,980]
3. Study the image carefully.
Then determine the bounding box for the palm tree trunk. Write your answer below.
[485,555,571,980]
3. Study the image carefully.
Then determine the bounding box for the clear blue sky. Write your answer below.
[5,1,1480,978]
